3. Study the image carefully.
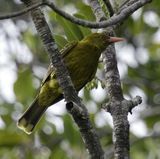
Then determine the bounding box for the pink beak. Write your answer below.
[109,37,125,43]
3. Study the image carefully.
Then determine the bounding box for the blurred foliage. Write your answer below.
[0,0,160,159]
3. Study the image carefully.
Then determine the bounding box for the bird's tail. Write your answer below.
[17,98,46,134]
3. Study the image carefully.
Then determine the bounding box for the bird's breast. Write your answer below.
[64,43,100,90]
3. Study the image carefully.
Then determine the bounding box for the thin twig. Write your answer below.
[118,0,141,14]
[103,0,114,16]
[0,1,44,20]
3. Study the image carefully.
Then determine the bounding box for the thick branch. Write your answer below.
[102,43,123,100]
[88,0,143,159]
[103,28,128,159]
[0,0,152,29]
[66,103,104,159]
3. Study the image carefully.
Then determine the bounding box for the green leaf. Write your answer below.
[50,148,70,159]
[54,34,68,49]
[0,130,30,147]
[74,13,92,36]
[22,31,48,63]
[55,14,84,41]
[14,68,35,104]
[63,115,82,146]
[145,115,160,128]
[76,2,96,21]
[85,78,98,91]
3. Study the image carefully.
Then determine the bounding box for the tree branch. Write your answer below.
[102,131,160,159]
[102,35,131,159]
[103,0,114,16]
[88,0,143,158]
[0,1,43,20]
[20,0,104,158]
[0,0,152,29]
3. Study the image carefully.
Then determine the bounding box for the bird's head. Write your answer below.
[84,32,124,52]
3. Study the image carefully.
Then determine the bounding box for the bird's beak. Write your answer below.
[109,37,125,43]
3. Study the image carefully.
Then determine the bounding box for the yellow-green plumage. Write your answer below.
[17,32,123,134]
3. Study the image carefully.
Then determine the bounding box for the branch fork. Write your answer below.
[102,96,142,115]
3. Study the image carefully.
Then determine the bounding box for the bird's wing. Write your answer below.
[41,41,78,86]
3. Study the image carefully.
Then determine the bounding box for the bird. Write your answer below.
[17,32,124,134]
